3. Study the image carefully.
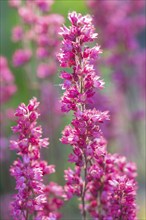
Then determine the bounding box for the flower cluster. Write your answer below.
[10,98,63,220]
[87,0,146,154]
[0,56,16,104]
[0,56,17,162]
[10,0,64,79]
[61,109,109,167]
[87,91,117,141]
[9,0,64,148]
[58,11,103,112]
[13,49,32,67]
[35,13,64,78]
[9,0,54,12]
[87,0,145,50]
[58,11,138,219]
[42,182,64,219]
[86,153,137,219]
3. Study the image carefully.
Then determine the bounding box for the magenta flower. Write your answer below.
[57,12,102,113]
[18,6,37,25]
[10,98,63,220]
[35,0,54,12]
[58,11,138,219]
[86,0,146,156]
[35,14,64,49]
[37,63,57,78]
[0,56,17,104]
[12,49,32,67]
[87,0,145,50]
[86,153,137,219]
[0,56,17,162]
[12,26,23,42]
[10,0,64,83]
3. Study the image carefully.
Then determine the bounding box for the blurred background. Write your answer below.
[0,0,145,219]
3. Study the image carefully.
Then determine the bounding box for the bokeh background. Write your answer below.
[0,0,145,219]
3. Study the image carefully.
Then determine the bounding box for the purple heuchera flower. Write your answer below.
[58,11,138,219]
[10,98,63,220]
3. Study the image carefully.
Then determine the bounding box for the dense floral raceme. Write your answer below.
[58,11,138,219]
[10,98,63,220]
[57,11,103,112]
[85,153,137,219]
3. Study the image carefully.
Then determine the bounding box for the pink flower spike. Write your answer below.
[10,98,63,219]
[58,11,138,220]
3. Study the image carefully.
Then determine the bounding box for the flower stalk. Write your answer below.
[10,98,63,220]
[58,11,138,220]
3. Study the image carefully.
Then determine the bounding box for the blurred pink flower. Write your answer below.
[86,0,146,156]
[0,194,12,220]
[0,56,17,103]
[0,137,10,162]
[40,82,61,137]
[12,49,32,67]
[37,63,57,78]
[9,0,21,8]
[35,0,54,12]
[18,6,36,24]
[12,26,23,42]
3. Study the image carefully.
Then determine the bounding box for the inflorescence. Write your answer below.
[58,11,138,220]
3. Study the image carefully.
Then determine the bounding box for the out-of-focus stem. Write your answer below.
[26,211,28,220]
[19,15,39,94]
[97,189,102,220]
[81,154,87,220]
